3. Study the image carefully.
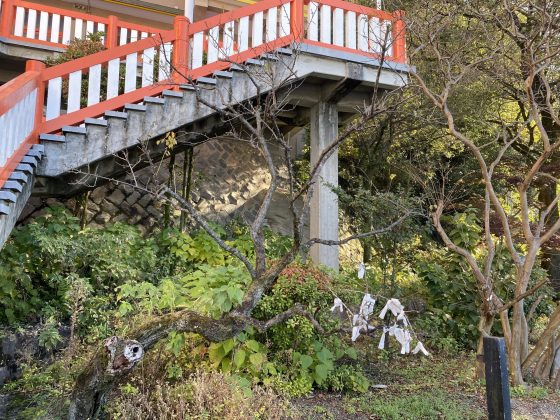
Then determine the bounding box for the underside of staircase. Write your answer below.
[0,0,409,250]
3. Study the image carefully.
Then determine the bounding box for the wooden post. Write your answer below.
[105,15,119,48]
[290,0,304,42]
[483,337,512,420]
[172,15,190,88]
[25,59,46,142]
[0,0,15,37]
[392,10,406,64]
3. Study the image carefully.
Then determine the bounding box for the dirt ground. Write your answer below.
[291,355,560,419]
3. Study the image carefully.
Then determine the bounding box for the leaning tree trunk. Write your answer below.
[523,305,560,389]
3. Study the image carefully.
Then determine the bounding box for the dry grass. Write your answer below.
[109,370,296,419]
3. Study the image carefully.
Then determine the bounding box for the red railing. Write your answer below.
[0,0,160,50]
[0,60,43,187]
[0,0,406,188]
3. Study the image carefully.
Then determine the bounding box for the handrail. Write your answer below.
[0,0,407,189]
[0,0,161,50]
[0,60,43,188]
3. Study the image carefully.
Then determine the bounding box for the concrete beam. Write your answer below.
[309,101,339,271]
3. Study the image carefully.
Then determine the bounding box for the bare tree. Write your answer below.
[408,0,560,386]
[67,36,414,417]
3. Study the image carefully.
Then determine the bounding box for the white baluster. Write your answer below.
[358,14,368,51]
[252,11,263,47]
[333,8,344,46]
[107,58,120,99]
[67,71,82,113]
[50,14,61,43]
[26,9,37,39]
[207,26,219,63]
[119,27,128,46]
[74,18,83,39]
[0,114,5,167]
[320,5,331,44]
[222,21,234,58]
[87,64,102,106]
[62,16,72,44]
[46,77,62,121]
[307,2,319,41]
[124,53,137,93]
[142,47,155,87]
[369,17,381,54]
[266,7,277,42]
[280,3,290,37]
[14,7,25,36]
[238,16,249,52]
[38,11,49,41]
[86,20,94,36]
[98,23,105,43]
[192,31,204,68]
[381,21,392,56]
[158,43,172,81]
[345,11,356,49]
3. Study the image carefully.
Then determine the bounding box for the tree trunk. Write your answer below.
[476,313,495,380]
[524,305,560,388]
[508,300,528,386]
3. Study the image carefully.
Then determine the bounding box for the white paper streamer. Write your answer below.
[330,297,344,313]
[358,262,366,279]
[378,326,389,349]
[379,298,404,319]
[359,294,376,319]
[397,311,409,326]
[413,341,430,356]
[351,314,368,341]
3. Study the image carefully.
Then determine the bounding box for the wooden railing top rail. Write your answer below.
[189,0,291,33]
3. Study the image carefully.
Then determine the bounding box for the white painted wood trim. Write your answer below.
[46,77,62,121]
[26,9,37,39]
[142,47,155,87]
[38,11,49,41]
[67,70,82,113]
[207,26,219,63]
[307,2,319,41]
[252,11,264,47]
[50,14,61,43]
[106,58,120,99]
[320,5,332,44]
[266,7,277,42]
[238,16,249,52]
[87,64,102,106]
[192,31,204,68]
[345,11,356,49]
[124,53,137,93]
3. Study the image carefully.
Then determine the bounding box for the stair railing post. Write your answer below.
[392,10,406,64]
[290,0,305,43]
[172,15,190,88]
[105,15,119,48]
[25,60,46,142]
[0,0,15,37]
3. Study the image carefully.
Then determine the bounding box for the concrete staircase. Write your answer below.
[0,0,409,255]
[0,144,44,246]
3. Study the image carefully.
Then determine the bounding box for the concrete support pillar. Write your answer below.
[309,101,339,271]
[184,0,194,21]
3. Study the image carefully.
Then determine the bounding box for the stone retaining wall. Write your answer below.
[21,137,289,234]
